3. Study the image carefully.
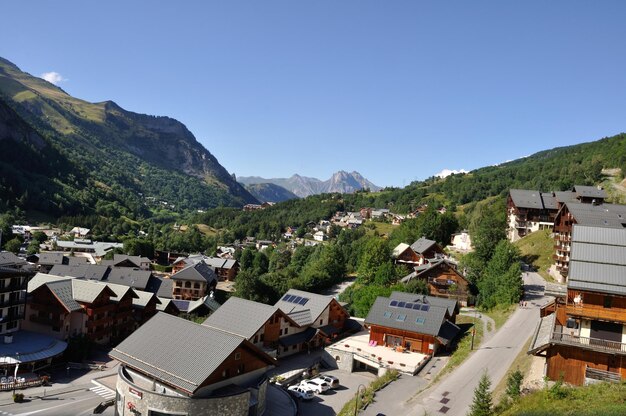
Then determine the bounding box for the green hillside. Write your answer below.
[513,229,555,281]
[498,381,626,416]
[0,57,257,218]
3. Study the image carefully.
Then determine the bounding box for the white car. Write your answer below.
[300,378,330,394]
[317,375,340,389]
[287,385,314,400]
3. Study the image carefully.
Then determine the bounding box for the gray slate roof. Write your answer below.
[132,290,160,309]
[400,259,464,284]
[203,296,279,339]
[110,313,270,394]
[67,257,88,266]
[573,185,607,199]
[170,262,217,284]
[113,254,149,267]
[49,264,110,281]
[287,309,313,326]
[509,189,543,209]
[541,192,558,210]
[156,297,179,313]
[365,294,455,343]
[106,268,152,290]
[71,279,114,303]
[410,237,438,255]
[0,252,26,267]
[389,291,458,316]
[46,280,82,312]
[568,225,626,296]
[144,275,174,298]
[564,202,626,229]
[38,252,65,266]
[274,289,335,325]
[27,273,72,293]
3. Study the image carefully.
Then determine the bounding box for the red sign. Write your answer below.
[129,387,143,399]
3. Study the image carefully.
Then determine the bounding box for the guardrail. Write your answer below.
[551,332,626,355]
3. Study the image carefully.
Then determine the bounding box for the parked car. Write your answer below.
[287,385,315,400]
[317,375,340,389]
[300,378,330,394]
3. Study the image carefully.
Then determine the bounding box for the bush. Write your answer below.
[13,393,24,402]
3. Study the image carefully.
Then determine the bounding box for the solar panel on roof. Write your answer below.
[405,303,413,309]
[293,296,303,304]
[389,300,398,307]
[298,298,309,306]
[420,304,429,311]
[412,304,421,310]
[398,301,406,308]
[282,294,290,301]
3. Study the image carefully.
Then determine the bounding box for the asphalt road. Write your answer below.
[407,271,548,416]
[0,384,112,416]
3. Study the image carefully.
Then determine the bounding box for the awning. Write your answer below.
[0,331,67,364]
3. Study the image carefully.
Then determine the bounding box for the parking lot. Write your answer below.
[293,367,376,416]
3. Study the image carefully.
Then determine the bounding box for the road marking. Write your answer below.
[12,396,95,416]
[89,385,115,399]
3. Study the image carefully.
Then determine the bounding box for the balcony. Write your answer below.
[0,283,25,294]
[551,331,626,355]
[566,304,626,324]
[0,296,26,308]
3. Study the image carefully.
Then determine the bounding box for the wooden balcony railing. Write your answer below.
[551,332,626,355]
[566,305,626,323]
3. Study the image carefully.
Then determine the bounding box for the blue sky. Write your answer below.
[2,1,626,187]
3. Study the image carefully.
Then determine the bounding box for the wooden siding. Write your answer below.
[566,290,626,324]
[201,344,273,388]
[546,345,626,385]
[328,299,349,329]
[369,325,440,355]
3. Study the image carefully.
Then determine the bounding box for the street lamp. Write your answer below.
[354,383,366,416]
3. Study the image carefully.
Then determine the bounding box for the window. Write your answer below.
[396,314,407,322]
[416,317,425,325]
[383,311,392,319]
[284,328,288,335]
[253,335,258,343]
[193,282,200,289]
[320,319,323,325]
[279,329,283,336]
[184,281,191,288]
[604,296,613,308]
[234,352,241,360]
[222,369,229,378]
[237,363,245,374]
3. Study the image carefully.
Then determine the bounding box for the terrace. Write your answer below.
[327,331,430,375]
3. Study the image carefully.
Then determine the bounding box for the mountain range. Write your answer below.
[238,171,381,198]
[242,183,299,203]
[0,57,257,217]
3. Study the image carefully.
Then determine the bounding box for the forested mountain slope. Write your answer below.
[0,57,257,217]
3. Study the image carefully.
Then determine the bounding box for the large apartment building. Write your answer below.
[529,225,626,385]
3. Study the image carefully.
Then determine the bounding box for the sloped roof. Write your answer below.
[49,264,110,281]
[188,295,221,315]
[104,282,139,302]
[436,320,461,345]
[110,313,274,394]
[204,257,227,269]
[508,189,544,209]
[390,291,458,316]
[106,268,152,290]
[27,273,71,293]
[38,252,65,266]
[0,252,26,267]
[67,257,88,266]
[156,297,179,313]
[568,225,626,296]
[410,237,438,254]
[401,259,465,284]
[71,279,114,303]
[573,185,607,199]
[391,243,411,259]
[274,289,335,324]
[132,290,160,309]
[287,309,313,326]
[203,296,280,339]
[528,313,556,355]
[541,192,558,210]
[564,202,626,229]
[46,280,82,312]
[170,262,217,284]
[365,295,449,339]
[279,327,318,347]
[113,254,149,267]
[144,275,174,298]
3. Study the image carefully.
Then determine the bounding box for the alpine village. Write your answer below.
[1,54,626,416]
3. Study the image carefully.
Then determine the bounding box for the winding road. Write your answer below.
[404,271,549,416]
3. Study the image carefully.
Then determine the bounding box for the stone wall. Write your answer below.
[116,366,250,416]
[324,347,354,373]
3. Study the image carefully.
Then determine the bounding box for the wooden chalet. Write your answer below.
[529,225,626,385]
[400,259,471,306]
[364,291,459,355]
